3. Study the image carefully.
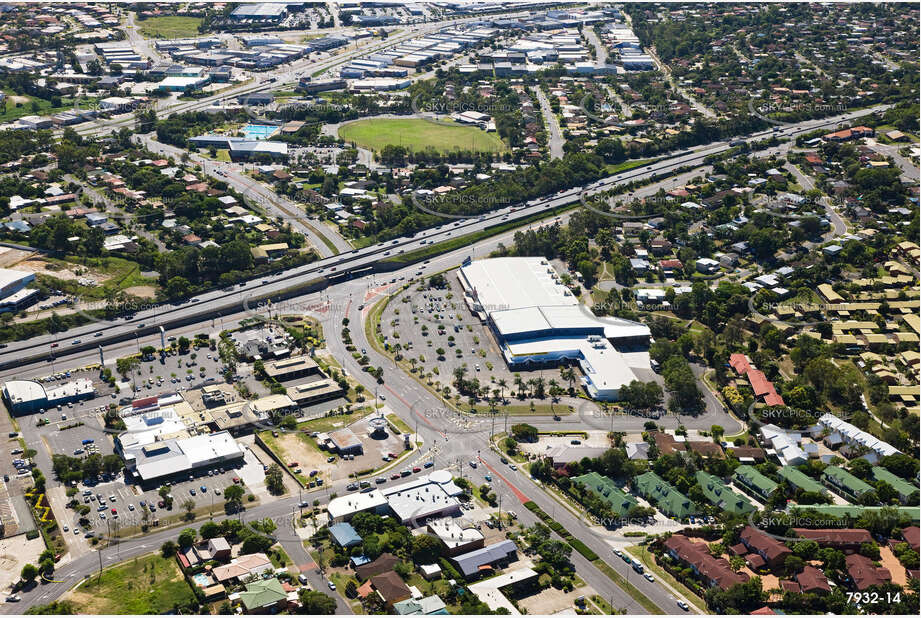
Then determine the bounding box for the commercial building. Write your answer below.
[458,258,651,400]
[286,379,344,407]
[263,355,321,381]
[121,431,245,486]
[230,3,289,21]
[426,517,485,556]
[0,268,35,300]
[2,378,96,415]
[188,135,288,161]
[326,469,463,524]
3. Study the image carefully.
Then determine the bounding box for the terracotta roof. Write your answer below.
[795,565,831,594]
[728,446,766,461]
[902,526,920,552]
[751,606,775,615]
[793,528,873,548]
[741,526,792,563]
[729,353,751,375]
[687,441,724,458]
[664,535,748,590]
[846,553,891,590]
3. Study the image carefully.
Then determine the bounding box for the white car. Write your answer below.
[644,573,655,582]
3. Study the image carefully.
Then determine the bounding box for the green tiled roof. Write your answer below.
[733,465,779,499]
[777,467,828,495]
[695,471,755,515]
[790,505,920,523]
[573,472,638,517]
[634,471,695,519]
[871,467,917,499]
[822,466,873,498]
[239,578,286,611]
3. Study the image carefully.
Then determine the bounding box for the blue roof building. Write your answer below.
[329,522,362,548]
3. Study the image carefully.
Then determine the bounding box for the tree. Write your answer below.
[200,521,220,539]
[182,498,196,519]
[21,563,38,582]
[265,463,285,495]
[510,423,538,442]
[410,534,443,564]
[240,534,274,555]
[224,484,245,511]
[178,528,197,549]
[161,540,177,557]
[298,590,336,614]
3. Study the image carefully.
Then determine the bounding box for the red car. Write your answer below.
[288,462,298,468]
[412,467,421,473]
[111,508,117,514]
[390,473,400,480]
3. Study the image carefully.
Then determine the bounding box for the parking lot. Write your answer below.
[64,445,265,544]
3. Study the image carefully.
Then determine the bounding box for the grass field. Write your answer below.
[138,16,202,38]
[339,118,507,153]
[69,553,196,614]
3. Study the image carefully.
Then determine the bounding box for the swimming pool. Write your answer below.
[191,573,212,587]
[242,124,279,140]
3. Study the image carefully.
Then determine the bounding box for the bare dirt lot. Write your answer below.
[14,259,110,285]
[0,534,46,597]
[0,247,33,268]
[122,286,157,298]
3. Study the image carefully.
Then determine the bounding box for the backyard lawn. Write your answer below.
[339,118,507,154]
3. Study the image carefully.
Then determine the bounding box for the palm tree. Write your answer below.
[526,378,536,398]
[549,378,560,398]
[497,378,507,402]
[513,374,523,399]
[561,366,576,393]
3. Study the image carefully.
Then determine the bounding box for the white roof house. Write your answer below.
[817,413,900,461]
[760,424,808,466]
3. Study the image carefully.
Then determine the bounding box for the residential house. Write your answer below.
[238,578,291,613]
[845,553,891,590]
[633,471,695,520]
[793,528,873,553]
[696,471,755,515]
[452,540,518,578]
[822,466,874,501]
[733,465,779,502]
[739,525,792,569]
[663,535,749,590]
[367,572,412,608]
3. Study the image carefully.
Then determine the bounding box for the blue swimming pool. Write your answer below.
[242,124,279,140]
[191,573,212,587]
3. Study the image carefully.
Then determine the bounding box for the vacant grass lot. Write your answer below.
[138,16,202,38]
[339,118,507,153]
[68,553,197,614]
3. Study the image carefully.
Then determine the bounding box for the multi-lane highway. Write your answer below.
[0,103,890,372]
[0,101,893,613]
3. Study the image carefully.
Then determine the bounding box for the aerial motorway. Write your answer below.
[0,103,889,371]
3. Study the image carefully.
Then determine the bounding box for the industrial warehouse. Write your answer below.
[458,257,653,401]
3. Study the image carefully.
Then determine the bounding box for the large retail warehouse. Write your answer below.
[458,257,652,401]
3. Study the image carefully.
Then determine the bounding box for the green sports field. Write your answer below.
[138,16,202,39]
[338,118,507,153]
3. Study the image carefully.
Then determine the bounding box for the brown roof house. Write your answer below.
[368,572,412,608]
[846,553,891,590]
[664,535,749,590]
[795,565,831,594]
[740,526,792,570]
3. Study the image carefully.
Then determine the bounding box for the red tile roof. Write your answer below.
[664,535,749,591]
[729,353,751,375]
[793,528,873,548]
[741,526,792,564]
[846,553,891,590]
[902,526,920,552]
[796,565,831,594]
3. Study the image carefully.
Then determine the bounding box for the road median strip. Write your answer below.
[522,501,663,614]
